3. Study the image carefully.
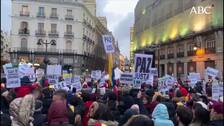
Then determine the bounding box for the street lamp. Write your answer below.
[37,39,56,74]
[193,46,198,51]
[146,44,160,76]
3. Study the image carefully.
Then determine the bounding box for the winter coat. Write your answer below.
[210,120,224,126]
[152,103,174,126]
[15,85,35,98]
[33,100,45,126]
[9,94,36,126]
[88,118,118,126]
[83,101,94,126]
[48,100,69,126]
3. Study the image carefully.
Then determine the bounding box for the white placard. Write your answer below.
[54,81,67,90]
[212,81,220,101]
[6,68,21,88]
[120,73,134,84]
[149,68,158,76]
[206,67,219,78]
[102,35,115,53]
[134,54,153,81]
[133,79,142,89]
[100,87,106,95]
[91,70,102,80]
[47,75,59,85]
[72,81,82,92]
[114,67,123,80]
[3,63,13,75]
[99,78,105,87]
[188,73,201,87]
[145,74,154,85]
[47,65,62,75]
[18,64,30,78]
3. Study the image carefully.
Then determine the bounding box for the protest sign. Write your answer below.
[100,87,106,95]
[134,54,153,81]
[3,63,13,75]
[188,73,201,87]
[102,35,115,53]
[212,81,220,101]
[206,67,219,78]
[47,75,59,85]
[47,65,62,75]
[145,74,154,85]
[120,73,134,84]
[72,80,82,92]
[149,68,158,76]
[63,73,72,85]
[99,78,105,87]
[133,79,142,89]
[91,70,102,80]
[6,68,21,88]
[54,81,67,90]
[18,64,30,78]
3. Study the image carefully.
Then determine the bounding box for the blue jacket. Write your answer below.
[152,103,174,126]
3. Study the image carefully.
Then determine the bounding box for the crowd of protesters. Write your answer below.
[0,75,223,126]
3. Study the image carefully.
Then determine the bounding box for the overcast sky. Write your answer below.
[1,0,138,59]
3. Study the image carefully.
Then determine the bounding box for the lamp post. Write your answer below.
[146,44,160,77]
[37,39,56,74]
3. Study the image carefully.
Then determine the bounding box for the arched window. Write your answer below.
[66,40,72,50]
[21,38,27,50]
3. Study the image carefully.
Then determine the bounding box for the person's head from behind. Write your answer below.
[192,102,210,124]
[124,115,154,126]
[53,89,67,101]
[89,101,113,121]
[176,106,193,126]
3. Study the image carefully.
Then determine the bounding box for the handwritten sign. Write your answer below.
[120,73,134,84]
[47,75,59,85]
[206,67,219,78]
[102,35,115,53]
[134,54,153,81]
[6,68,21,88]
[91,70,102,80]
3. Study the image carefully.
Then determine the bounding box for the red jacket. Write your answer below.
[83,101,94,126]
[15,85,35,98]
[48,100,69,126]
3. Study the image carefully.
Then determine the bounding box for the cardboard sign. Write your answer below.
[120,73,134,84]
[102,35,115,53]
[134,54,153,81]
[47,75,59,85]
[206,67,219,78]
[47,65,62,75]
[6,68,21,88]
[91,70,102,80]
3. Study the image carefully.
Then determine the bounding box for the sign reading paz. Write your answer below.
[102,35,114,53]
[134,54,153,81]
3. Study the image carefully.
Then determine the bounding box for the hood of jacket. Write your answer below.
[88,118,118,126]
[152,103,169,120]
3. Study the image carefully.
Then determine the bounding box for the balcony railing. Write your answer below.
[18,29,30,35]
[65,15,74,20]
[48,31,59,38]
[64,32,74,38]
[50,14,58,19]
[37,13,46,18]
[35,30,46,37]
[205,48,216,54]
[167,53,174,59]
[177,52,184,58]
[187,50,196,56]
[160,55,165,59]
[20,11,30,16]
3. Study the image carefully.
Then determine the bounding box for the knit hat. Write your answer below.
[212,102,223,114]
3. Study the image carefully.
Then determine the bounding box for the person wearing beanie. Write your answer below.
[210,102,224,126]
